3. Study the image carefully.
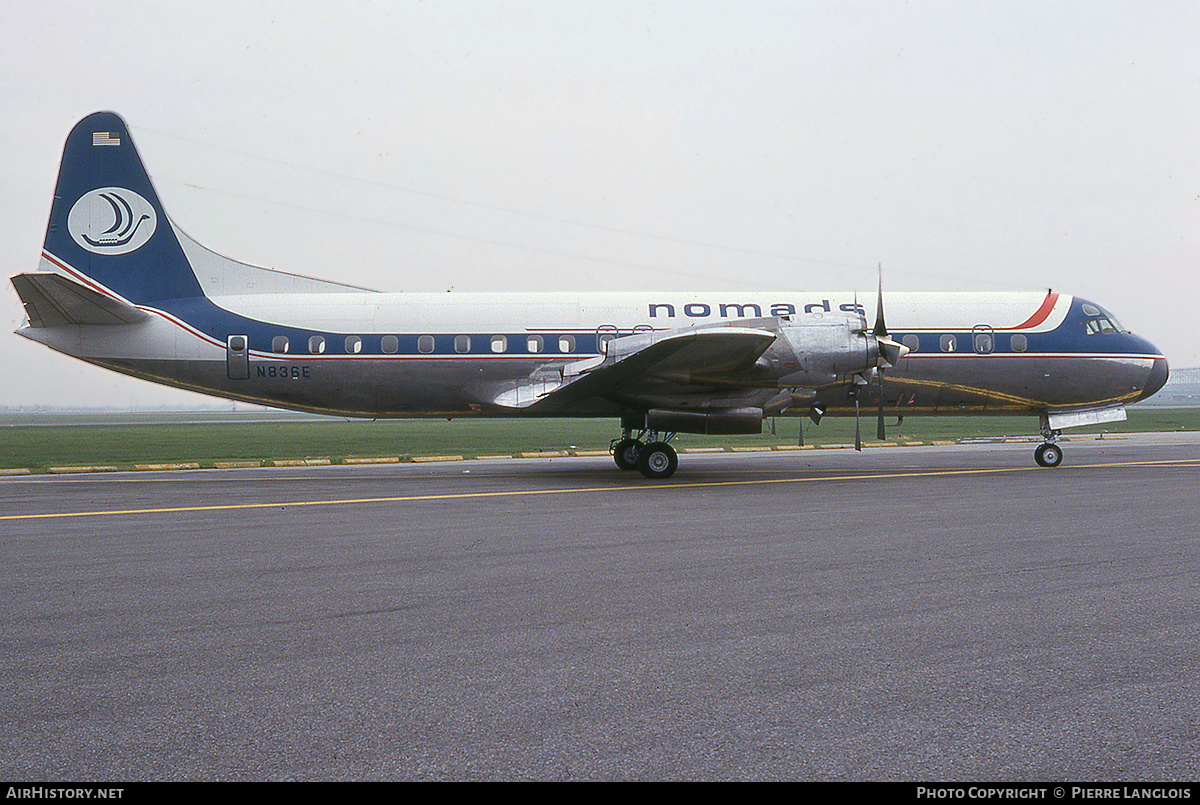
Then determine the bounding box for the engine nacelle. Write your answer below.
[777,313,878,384]
[645,407,763,435]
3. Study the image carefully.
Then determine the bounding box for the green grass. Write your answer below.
[0,408,1196,473]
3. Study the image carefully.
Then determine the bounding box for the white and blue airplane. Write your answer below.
[11,112,1169,478]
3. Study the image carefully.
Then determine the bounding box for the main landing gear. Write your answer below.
[611,428,678,479]
[1035,416,1064,468]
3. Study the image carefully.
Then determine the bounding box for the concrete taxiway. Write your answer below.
[2,434,1198,780]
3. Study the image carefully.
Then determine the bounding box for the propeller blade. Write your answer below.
[873,264,888,339]
[877,372,886,441]
[854,397,862,451]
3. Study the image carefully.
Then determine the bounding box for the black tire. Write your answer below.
[1035,443,1063,468]
[613,438,641,470]
[637,442,678,479]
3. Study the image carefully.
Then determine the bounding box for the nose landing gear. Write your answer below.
[1035,416,1064,467]
[1034,441,1063,468]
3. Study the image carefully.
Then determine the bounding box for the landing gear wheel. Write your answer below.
[613,438,642,470]
[1035,442,1063,468]
[637,442,678,480]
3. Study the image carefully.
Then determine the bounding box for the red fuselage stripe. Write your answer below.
[1010,292,1059,330]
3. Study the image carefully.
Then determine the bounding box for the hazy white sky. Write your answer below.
[2,0,1197,408]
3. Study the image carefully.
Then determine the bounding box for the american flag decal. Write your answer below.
[92,131,120,146]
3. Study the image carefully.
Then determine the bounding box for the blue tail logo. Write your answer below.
[67,187,157,255]
[42,112,203,303]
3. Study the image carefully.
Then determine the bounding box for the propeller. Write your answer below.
[871,265,909,441]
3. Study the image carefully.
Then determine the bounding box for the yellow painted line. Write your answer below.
[4,458,1199,523]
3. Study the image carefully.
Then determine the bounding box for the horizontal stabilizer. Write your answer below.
[11,272,147,327]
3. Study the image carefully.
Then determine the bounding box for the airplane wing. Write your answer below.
[491,325,777,411]
[12,272,148,327]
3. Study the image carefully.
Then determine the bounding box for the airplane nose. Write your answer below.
[1138,356,1169,402]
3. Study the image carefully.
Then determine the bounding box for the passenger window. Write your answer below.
[596,325,618,355]
[902,334,919,352]
[558,335,576,353]
[345,336,362,354]
[418,335,435,354]
[939,334,956,353]
[527,335,543,353]
[1010,334,1027,352]
[973,333,993,353]
[308,335,326,354]
[491,335,508,353]
[455,335,471,353]
[229,335,246,352]
[272,336,289,354]
[381,335,398,354]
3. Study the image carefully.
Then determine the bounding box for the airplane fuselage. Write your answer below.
[20,263,1166,422]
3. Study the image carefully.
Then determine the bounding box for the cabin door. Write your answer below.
[227,334,249,380]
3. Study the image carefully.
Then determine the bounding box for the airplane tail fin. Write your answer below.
[38,111,203,305]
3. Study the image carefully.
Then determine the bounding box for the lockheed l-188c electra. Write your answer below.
[11,113,1169,478]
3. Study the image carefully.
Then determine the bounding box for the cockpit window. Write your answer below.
[1085,317,1123,335]
[1080,302,1126,334]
